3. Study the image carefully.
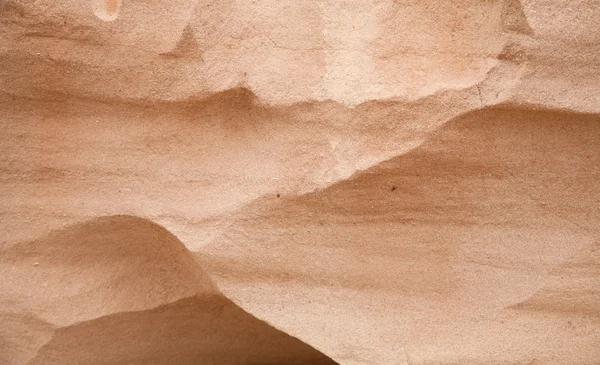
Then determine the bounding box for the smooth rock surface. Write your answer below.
[0,216,338,365]
[200,108,600,364]
[1,0,599,364]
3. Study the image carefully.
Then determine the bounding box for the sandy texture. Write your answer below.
[1,0,599,364]
[1,0,599,109]
[200,108,600,364]
[0,216,338,365]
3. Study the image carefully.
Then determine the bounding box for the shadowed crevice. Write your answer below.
[0,216,339,365]
[28,295,339,365]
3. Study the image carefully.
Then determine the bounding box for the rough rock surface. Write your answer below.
[0,0,599,364]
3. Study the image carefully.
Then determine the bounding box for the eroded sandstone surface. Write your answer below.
[0,216,338,365]
[1,1,599,364]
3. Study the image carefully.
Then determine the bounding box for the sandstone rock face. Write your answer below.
[0,1,599,364]
[201,108,600,364]
[0,216,338,365]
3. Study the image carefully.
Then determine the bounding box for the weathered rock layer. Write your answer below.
[0,1,599,364]
[0,216,338,365]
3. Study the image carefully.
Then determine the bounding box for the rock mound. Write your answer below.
[0,216,339,365]
[0,215,216,325]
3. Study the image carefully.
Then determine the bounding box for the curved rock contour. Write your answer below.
[200,107,600,365]
[0,216,339,365]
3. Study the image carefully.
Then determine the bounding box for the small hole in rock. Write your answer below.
[91,0,122,22]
